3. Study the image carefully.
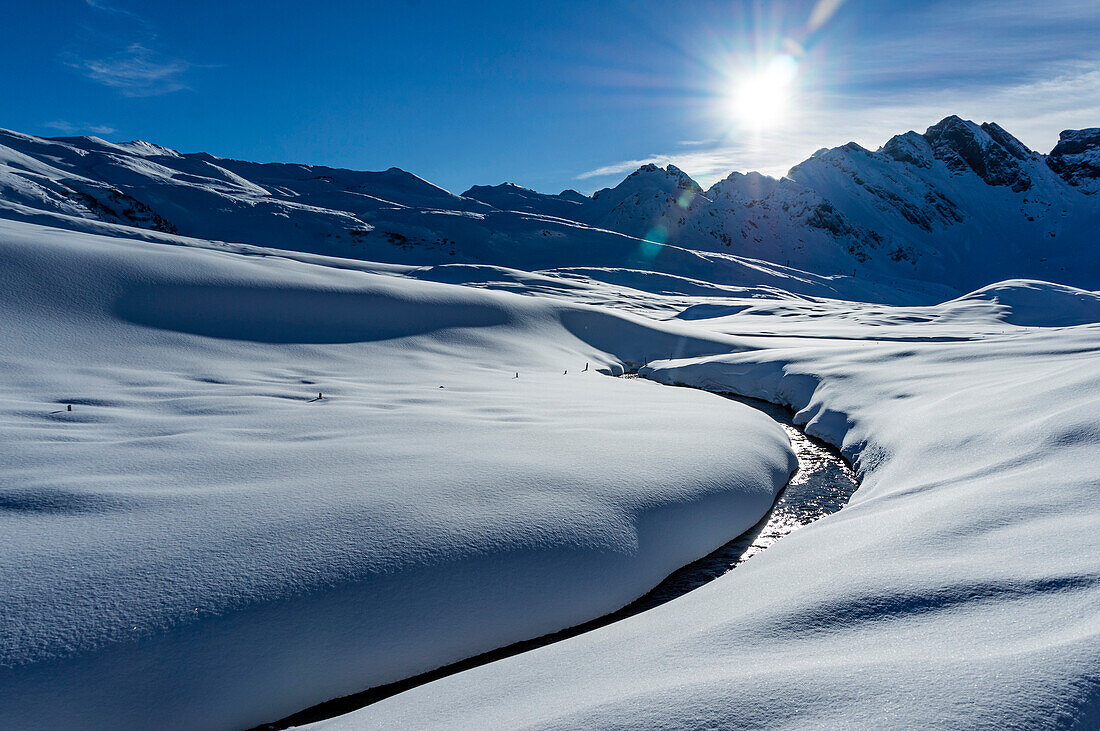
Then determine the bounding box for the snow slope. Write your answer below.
[319,280,1100,729]
[0,218,796,730]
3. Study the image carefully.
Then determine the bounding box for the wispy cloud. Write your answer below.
[576,142,806,189]
[43,120,117,135]
[63,2,198,97]
[83,0,150,25]
[576,158,667,180]
[68,42,190,97]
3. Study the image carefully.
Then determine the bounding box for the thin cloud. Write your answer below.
[84,0,148,24]
[64,2,198,97]
[577,59,1100,190]
[576,158,669,180]
[576,146,792,188]
[43,120,117,135]
[571,138,798,188]
[841,0,1100,91]
[68,43,190,97]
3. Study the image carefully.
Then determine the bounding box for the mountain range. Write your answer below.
[2,115,1098,295]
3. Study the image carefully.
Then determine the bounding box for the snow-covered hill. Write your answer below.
[0,217,798,729]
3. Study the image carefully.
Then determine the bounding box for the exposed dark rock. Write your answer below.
[923,115,1032,192]
[1047,128,1100,194]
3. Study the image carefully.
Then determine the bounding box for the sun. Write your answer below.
[729,54,800,130]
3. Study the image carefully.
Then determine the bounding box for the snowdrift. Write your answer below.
[327,293,1100,728]
[953,279,1100,327]
[0,219,796,730]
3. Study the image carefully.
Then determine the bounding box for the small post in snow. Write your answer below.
[514,372,519,379]
[583,362,589,372]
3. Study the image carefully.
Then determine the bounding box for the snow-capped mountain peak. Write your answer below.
[583,163,708,242]
[921,115,1034,191]
[460,181,589,218]
[1047,127,1100,194]
[705,170,780,203]
[572,115,1100,290]
[1,117,1098,293]
[619,162,702,192]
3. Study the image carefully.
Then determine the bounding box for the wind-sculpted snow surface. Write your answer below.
[319,284,1100,729]
[0,219,796,730]
[3,117,1100,727]
[953,279,1100,327]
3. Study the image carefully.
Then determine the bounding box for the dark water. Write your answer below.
[627,392,859,612]
[253,390,859,730]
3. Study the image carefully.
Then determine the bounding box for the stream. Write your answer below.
[627,391,859,612]
[255,388,859,730]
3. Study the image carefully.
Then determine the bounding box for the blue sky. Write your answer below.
[2,0,1099,193]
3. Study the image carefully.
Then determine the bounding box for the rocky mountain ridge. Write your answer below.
[1,116,1098,292]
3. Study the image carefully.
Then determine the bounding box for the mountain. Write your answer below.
[1046,127,1100,194]
[0,126,951,306]
[582,163,708,243]
[1,116,1098,294]
[575,117,1100,291]
[0,127,488,252]
[461,182,588,219]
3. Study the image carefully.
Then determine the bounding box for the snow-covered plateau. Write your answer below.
[0,118,1098,729]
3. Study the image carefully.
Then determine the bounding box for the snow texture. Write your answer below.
[0,218,795,730]
[319,279,1100,730]
[2,116,1100,729]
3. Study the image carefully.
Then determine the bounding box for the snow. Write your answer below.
[9,118,1098,300]
[461,182,588,219]
[319,280,1100,730]
[952,279,1100,327]
[2,117,1100,729]
[0,218,795,730]
[538,118,1100,292]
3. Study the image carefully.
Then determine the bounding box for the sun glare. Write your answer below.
[729,54,800,130]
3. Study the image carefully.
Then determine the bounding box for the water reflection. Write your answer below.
[627,393,858,612]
